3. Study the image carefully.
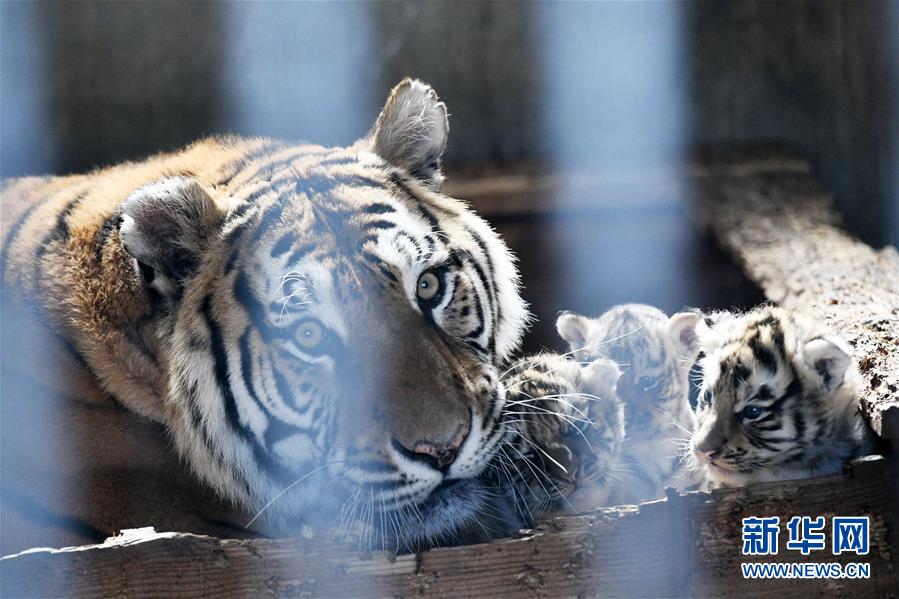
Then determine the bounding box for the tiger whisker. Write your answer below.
[509,397,594,432]
[503,426,570,475]
[506,391,605,405]
[509,433,580,513]
[504,441,565,505]
[245,460,344,528]
[504,404,599,455]
[652,406,694,439]
[503,409,594,430]
[494,450,530,514]
[510,391,601,431]
[497,446,537,523]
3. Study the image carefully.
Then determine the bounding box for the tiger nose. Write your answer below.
[699,448,720,460]
[392,427,468,472]
[695,440,724,462]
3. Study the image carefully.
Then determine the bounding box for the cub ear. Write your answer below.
[556,311,591,353]
[582,358,622,400]
[668,310,702,358]
[372,78,448,188]
[801,335,852,392]
[695,309,734,340]
[119,177,226,299]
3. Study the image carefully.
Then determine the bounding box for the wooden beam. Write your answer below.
[443,162,694,219]
[2,456,896,597]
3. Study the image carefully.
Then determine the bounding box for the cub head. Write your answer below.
[688,306,860,486]
[556,304,700,434]
[500,354,625,519]
[118,79,530,548]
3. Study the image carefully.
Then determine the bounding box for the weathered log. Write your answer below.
[1,456,895,598]
[691,145,899,441]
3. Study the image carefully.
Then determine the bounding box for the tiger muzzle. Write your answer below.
[337,307,483,475]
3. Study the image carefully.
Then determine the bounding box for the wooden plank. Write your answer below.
[691,146,899,440]
[2,456,895,597]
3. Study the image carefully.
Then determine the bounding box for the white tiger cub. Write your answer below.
[687,306,877,487]
[556,304,706,504]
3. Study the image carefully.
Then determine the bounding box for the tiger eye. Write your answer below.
[742,405,763,420]
[295,320,323,349]
[416,270,441,302]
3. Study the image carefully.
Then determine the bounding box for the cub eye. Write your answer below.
[702,389,713,406]
[742,405,763,420]
[295,320,324,350]
[416,270,443,303]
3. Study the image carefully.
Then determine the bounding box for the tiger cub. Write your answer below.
[556,304,706,504]
[687,306,876,487]
[494,353,626,523]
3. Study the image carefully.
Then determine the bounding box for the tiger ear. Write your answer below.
[668,310,702,358]
[695,309,734,344]
[801,336,852,392]
[119,177,226,299]
[581,358,622,400]
[556,311,591,353]
[371,78,448,188]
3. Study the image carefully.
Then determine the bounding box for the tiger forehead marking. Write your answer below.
[710,314,794,407]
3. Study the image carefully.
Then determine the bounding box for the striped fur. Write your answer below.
[556,304,707,503]
[492,353,625,524]
[1,80,533,550]
[689,305,876,487]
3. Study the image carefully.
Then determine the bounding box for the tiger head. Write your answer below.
[117,79,529,547]
[556,304,701,436]
[687,306,867,486]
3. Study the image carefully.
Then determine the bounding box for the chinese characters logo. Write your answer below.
[741,515,869,556]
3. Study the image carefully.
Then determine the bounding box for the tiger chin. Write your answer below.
[2,79,552,551]
[685,306,877,488]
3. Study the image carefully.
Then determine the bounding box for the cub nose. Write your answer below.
[694,444,722,462]
[700,448,720,460]
[695,432,726,462]
[392,426,468,472]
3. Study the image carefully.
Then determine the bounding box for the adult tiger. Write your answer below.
[1,79,541,553]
